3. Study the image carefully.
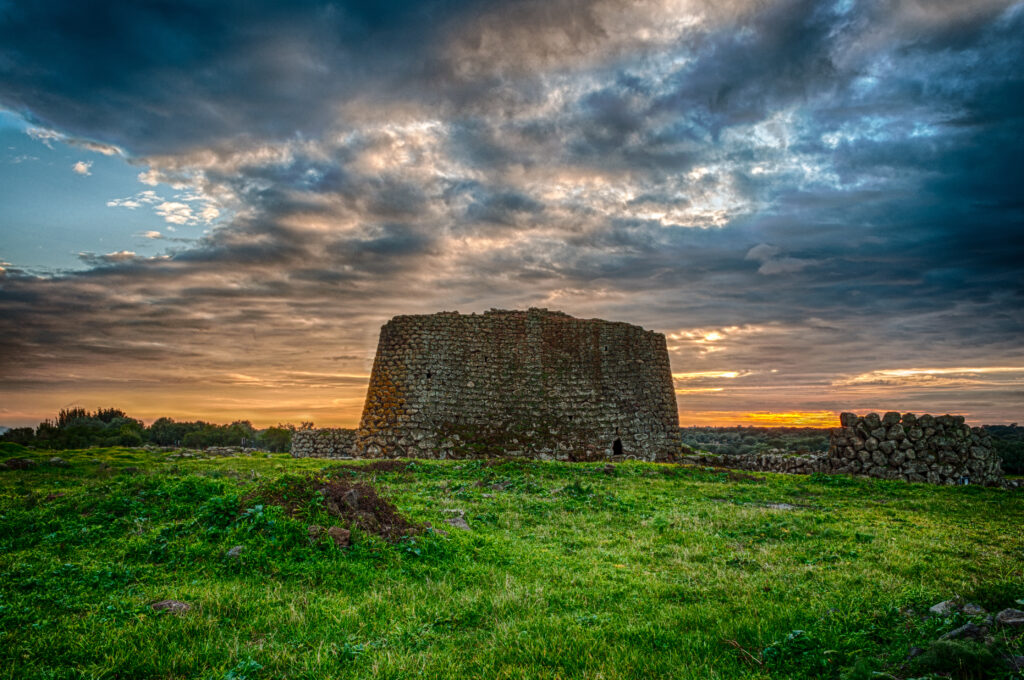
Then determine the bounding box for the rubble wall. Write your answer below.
[291,428,356,458]
[827,412,1002,485]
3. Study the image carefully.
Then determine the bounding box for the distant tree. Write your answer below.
[985,425,1024,475]
[56,407,88,428]
[258,424,294,452]
[93,407,128,423]
[0,427,35,445]
[148,417,184,446]
[227,421,256,447]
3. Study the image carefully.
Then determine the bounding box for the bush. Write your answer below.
[909,640,1002,679]
[985,425,1024,475]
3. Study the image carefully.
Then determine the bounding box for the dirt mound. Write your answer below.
[316,480,420,542]
[247,474,420,543]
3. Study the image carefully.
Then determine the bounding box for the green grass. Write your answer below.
[1,448,1022,679]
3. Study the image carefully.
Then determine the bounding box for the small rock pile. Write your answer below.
[829,412,1002,486]
[290,428,357,458]
[902,597,1024,673]
[165,446,258,459]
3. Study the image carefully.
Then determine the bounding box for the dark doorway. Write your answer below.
[613,438,623,456]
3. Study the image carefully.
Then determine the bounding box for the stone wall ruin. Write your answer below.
[291,308,681,461]
[355,308,681,461]
[680,412,1005,486]
[291,428,356,458]
[827,412,1002,485]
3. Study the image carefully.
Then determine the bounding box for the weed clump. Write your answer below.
[908,640,1003,679]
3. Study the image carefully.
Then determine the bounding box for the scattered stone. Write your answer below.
[48,456,69,467]
[326,526,351,548]
[445,516,471,531]
[929,599,961,616]
[961,602,987,616]
[995,608,1024,627]
[481,493,493,498]
[765,503,797,510]
[2,458,38,470]
[939,622,984,641]
[341,487,361,510]
[308,525,324,540]
[602,464,616,475]
[226,545,244,559]
[151,600,192,614]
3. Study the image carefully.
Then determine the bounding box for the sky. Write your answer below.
[0,0,1023,429]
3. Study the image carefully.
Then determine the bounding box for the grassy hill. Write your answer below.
[1,447,1021,679]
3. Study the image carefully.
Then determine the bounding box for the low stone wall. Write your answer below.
[291,428,356,458]
[681,452,826,475]
[828,412,1002,486]
[681,412,1004,487]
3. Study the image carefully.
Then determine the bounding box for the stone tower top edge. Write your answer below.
[380,308,666,338]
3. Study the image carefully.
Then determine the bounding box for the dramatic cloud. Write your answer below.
[1,0,1022,426]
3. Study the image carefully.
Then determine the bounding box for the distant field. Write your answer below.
[1,447,1022,679]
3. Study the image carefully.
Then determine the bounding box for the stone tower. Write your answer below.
[355,308,680,461]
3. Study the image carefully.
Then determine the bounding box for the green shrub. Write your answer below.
[909,640,1002,679]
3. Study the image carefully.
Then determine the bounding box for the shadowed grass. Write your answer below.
[1,448,1021,679]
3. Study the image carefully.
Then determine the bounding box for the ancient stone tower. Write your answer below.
[355,308,681,461]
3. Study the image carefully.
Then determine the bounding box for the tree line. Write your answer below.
[0,407,310,452]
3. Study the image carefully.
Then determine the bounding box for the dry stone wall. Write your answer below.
[355,308,681,461]
[680,412,1004,487]
[681,451,827,476]
[291,428,356,458]
[828,412,1002,485]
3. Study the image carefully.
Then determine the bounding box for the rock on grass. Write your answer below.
[996,608,1024,627]
[151,600,192,614]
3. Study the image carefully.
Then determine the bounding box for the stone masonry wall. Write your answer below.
[355,308,681,461]
[679,413,1004,487]
[291,428,356,458]
[828,412,1002,485]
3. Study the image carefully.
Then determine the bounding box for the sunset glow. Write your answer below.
[682,411,843,428]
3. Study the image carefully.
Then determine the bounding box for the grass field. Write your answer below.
[1,446,1022,679]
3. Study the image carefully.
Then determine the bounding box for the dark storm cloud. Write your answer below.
[0,0,483,153]
[1,0,1023,424]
